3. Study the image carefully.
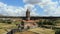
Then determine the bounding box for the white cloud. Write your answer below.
[0,2,39,16]
[53,6,60,16]
[24,4,34,11]
[23,0,41,4]
[38,0,60,16]
[0,0,60,16]
[0,2,26,16]
[30,11,39,16]
[24,4,39,16]
[23,0,60,16]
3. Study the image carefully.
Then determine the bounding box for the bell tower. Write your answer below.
[26,9,30,21]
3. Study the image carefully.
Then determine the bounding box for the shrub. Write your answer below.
[55,29,60,34]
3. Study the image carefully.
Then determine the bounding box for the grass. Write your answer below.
[28,27,55,34]
[0,23,56,34]
[0,29,7,34]
[15,27,55,34]
[14,31,37,34]
[0,23,17,34]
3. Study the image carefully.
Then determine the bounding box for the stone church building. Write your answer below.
[21,9,38,29]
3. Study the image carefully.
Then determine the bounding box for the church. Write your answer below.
[21,9,38,29]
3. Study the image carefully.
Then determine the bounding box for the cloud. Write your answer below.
[0,2,39,16]
[0,3,25,16]
[23,0,41,4]
[24,4,34,11]
[0,2,26,16]
[53,6,60,16]
[0,0,60,16]
[24,4,39,16]
[23,0,60,16]
[38,0,60,16]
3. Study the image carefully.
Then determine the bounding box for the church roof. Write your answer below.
[23,20,35,23]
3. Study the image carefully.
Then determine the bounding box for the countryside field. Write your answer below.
[0,18,60,34]
[0,23,55,34]
[0,23,16,34]
[15,27,55,34]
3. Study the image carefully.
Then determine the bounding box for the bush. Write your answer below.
[3,19,12,24]
[37,19,56,26]
[55,29,60,34]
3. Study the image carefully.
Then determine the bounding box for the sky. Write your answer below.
[0,0,60,16]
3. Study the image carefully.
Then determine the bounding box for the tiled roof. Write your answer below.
[23,20,35,23]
